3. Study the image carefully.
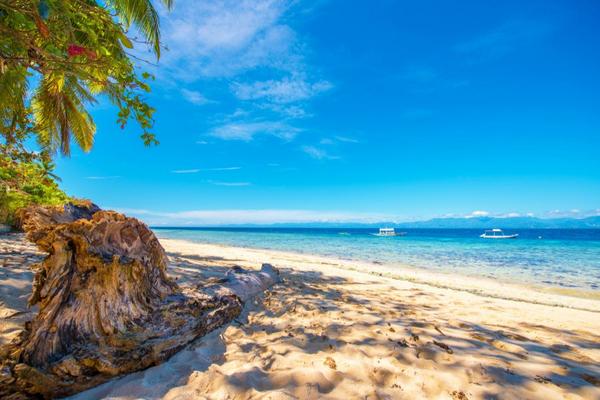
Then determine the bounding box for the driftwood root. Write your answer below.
[0,203,279,399]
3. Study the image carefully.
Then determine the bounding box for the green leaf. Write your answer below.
[119,32,134,49]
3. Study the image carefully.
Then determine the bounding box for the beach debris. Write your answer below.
[324,356,337,370]
[534,375,552,384]
[0,203,279,399]
[451,390,470,400]
[433,340,454,354]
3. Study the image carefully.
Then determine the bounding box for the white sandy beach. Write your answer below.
[2,235,600,399]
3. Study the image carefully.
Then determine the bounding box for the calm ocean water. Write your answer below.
[153,228,600,293]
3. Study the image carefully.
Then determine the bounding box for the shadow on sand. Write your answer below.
[66,248,600,399]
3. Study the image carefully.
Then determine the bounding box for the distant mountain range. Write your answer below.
[393,216,600,229]
[207,216,600,229]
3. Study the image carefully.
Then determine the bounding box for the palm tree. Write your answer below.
[0,0,174,156]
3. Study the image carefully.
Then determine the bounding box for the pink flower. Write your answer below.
[67,45,86,57]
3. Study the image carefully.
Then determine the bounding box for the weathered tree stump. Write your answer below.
[0,203,278,399]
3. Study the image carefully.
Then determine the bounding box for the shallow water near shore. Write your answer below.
[153,228,600,297]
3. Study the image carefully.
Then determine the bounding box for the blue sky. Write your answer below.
[54,0,600,225]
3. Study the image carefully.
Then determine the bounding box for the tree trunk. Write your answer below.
[0,203,279,399]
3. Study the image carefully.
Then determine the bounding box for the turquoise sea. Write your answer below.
[154,228,600,295]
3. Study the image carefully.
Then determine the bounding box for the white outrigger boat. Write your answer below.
[372,228,407,237]
[480,228,518,239]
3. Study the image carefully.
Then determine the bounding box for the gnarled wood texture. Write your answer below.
[0,203,279,399]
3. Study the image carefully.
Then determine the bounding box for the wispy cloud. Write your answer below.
[261,104,311,119]
[232,76,332,104]
[195,140,209,145]
[160,0,299,79]
[85,176,121,180]
[301,145,340,160]
[158,0,331,144]
[207,166,241,171]
[171,167,240,173]
[119,208,401,226]
[209,181,251,187]
[334,136,359,143]
[320,136,359,145]
[466,210,490,218]
[171,169,201,174]
[210,121,300,141]
[458,209,600,219]
[543,208,600,218]
[181,89,212,105]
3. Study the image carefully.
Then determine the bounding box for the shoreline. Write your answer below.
[2,233,599,399]
[159,238,600,313]
[74,236,600,399]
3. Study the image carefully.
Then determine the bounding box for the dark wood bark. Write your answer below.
[0,203,278,399]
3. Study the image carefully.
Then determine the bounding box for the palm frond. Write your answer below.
[0,67,29,132]
[108,0,174,58]
[32,75,95,156]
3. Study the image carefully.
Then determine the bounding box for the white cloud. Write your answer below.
[466,210,490,218]
[209,181,251,187]
[301,145,340,160]
[232,76,332,104]
[172,167,240,173]
[320,136,360,144]
[334,136,359,143]
[457,209,600,219]
[181,89,212,105]
[171,169,200,174]
[262,104,311,119]
[207,167,241,171]
[543,209,599,218]
[160,0,300,79]
[156,0,331,146]
[195,140,209,145]
[119,208,400,226]
[210,121,300,141]
[498,212,521,218]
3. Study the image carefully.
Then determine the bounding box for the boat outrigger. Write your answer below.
[480,228,518,239]
[372,228,407,237]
